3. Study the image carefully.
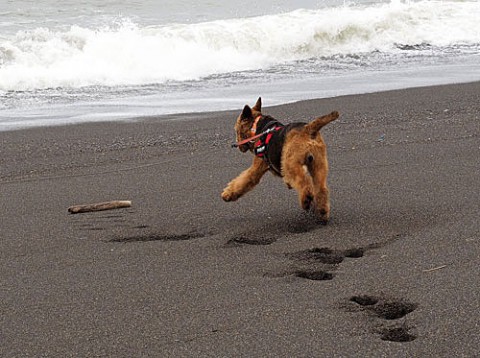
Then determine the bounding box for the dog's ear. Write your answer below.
[240,105,254,121]
[252,97,262,112]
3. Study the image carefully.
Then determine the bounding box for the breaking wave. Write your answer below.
[0,0,479,91]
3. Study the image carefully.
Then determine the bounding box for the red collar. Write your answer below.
[250,115,263,135]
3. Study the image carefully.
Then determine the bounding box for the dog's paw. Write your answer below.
[221,188,239,202]
[316,208,330,225]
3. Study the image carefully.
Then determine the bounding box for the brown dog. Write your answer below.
[221,97,339,223]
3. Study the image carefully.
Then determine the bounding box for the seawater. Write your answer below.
[1,0,479,130]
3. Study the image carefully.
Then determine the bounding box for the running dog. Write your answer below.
[221,97,339,223]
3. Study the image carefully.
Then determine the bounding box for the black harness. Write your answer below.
[253,118,285,176]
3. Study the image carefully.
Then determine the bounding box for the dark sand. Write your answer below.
[1,82,479,357]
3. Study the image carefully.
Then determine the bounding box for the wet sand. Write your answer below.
[1,82,479,357]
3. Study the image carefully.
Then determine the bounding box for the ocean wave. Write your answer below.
[0,0,479,91]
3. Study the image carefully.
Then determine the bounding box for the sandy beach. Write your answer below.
[1,82,479,357]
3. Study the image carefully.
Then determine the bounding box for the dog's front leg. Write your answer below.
[222,157,269,202]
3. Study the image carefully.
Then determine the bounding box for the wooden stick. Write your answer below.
[68,200,132,214]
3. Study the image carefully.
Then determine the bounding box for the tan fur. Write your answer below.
[222,97,339,223]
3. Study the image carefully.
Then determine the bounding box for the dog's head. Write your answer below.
[234,97,262,152]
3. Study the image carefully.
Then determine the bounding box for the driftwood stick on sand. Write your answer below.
[422,264,448,273]
[68,200,132,214]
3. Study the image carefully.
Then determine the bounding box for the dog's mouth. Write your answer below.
[236,133,253,152]
[238,143,250,152]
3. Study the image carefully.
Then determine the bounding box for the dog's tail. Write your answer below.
[305,111,339,138]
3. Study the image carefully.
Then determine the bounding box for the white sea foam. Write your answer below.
[0,0,479,91]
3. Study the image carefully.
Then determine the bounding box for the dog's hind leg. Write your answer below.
[222,157,269,202]
[312,178,330,224]
[282,153,315,211]
[306,150,330,224]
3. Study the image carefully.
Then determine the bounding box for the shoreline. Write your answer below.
[2,81,479,356]
[2,64,480,132]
